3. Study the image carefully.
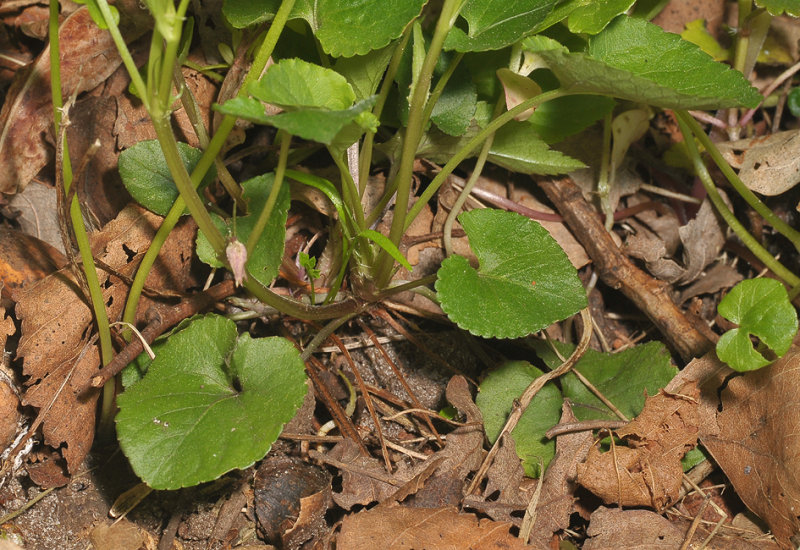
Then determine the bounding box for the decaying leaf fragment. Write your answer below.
[718,130,800,196]
[583,506,685,549]
[14,205,197,474]
[337,506,531,550]
[0,227,66,299]
[625,198,728,285]
[576,387,699,510]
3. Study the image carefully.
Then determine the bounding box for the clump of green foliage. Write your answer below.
[48,0,799,488]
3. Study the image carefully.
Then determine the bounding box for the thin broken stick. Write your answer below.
[538,177,714,361]
[466,307,593,495]
[88,280,235,388]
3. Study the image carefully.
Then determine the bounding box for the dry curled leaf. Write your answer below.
[462,433,530,524]
[584,506,776,550]
[0,305,15,351]
[583,506,685,549]
[626,198,727,285]
[577,388,699,510]
[0,226,66,299]
[529,401,593,547]
[718,130,800,196]
[327,438,407,510]
[0,365,22,454]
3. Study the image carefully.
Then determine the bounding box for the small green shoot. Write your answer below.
[299,252,321,303]
[716,278,799,372]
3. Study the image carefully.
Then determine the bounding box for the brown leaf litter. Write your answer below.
[337,506,531,550]
[319,375,484,511]
[0,226,66,299]
[625,196,731,286]
[673,349,800,549]
[576,386,700,510]
[718,130,800,196]
[583,506,773,550]
[528,401,594,547]
[0,8,132,195]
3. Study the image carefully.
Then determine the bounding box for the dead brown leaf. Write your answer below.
[337,506,532,550]
[577,388,699,510]
[0,226,66,299]
[718,130,800,196]
[400,376,483,504]
[14,205,197,474]
[583,506,685,549]
[584,506,776,550]
[67,94,131,225]
[326,438,406,510]
[697,349,800,548]
[626,198,727,285]
[89,519,152,550]
[11,4,48,40]
[0,367,21,452]
[7,180,64,253]
[0,8,136,195]
[462,433,530,523]
[326,375,483,510]
[677,261,743,304]
[113,63,217,151]
[0,305,14,351]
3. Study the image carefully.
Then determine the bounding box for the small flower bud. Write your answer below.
[226,239,248,287]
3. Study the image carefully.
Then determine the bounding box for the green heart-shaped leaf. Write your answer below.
[488,121,586,174]
[436,209,587,339]
[215,59,378,146]
[567,0,635,34]
[534,340,677,421]
[116,315,307,489]
[444,0,560,52]
[716,278,798,372]
[249,58,355,110]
